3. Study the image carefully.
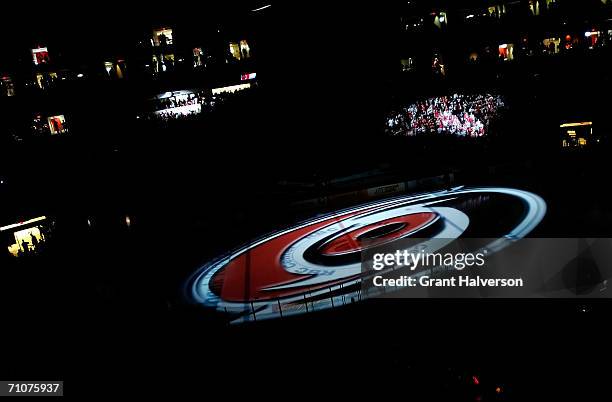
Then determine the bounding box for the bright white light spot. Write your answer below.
[252,4,271,12]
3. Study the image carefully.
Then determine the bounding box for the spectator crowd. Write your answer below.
[142,90,239,122]
[386,93,505,137]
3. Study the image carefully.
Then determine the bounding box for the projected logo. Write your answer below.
[189,187,546,323]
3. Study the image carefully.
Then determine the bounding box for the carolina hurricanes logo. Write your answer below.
[188,187,546,323]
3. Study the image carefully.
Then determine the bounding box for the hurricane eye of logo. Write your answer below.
[317,212,438,257]
[188,187,546,323]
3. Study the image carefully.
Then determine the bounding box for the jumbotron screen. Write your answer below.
[386,93,506,137]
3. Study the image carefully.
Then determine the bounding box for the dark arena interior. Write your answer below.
[2,1,612,399]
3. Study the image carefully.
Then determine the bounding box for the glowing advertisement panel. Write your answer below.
[241,72,257,81]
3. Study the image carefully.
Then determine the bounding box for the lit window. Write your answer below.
[31,47,49,65]
[152,28,173,46]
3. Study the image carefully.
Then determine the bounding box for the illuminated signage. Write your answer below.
[240,72,256,81]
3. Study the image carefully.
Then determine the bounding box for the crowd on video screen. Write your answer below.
[386,93,506,137]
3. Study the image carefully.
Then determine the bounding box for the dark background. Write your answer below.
[1,1,612,399]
